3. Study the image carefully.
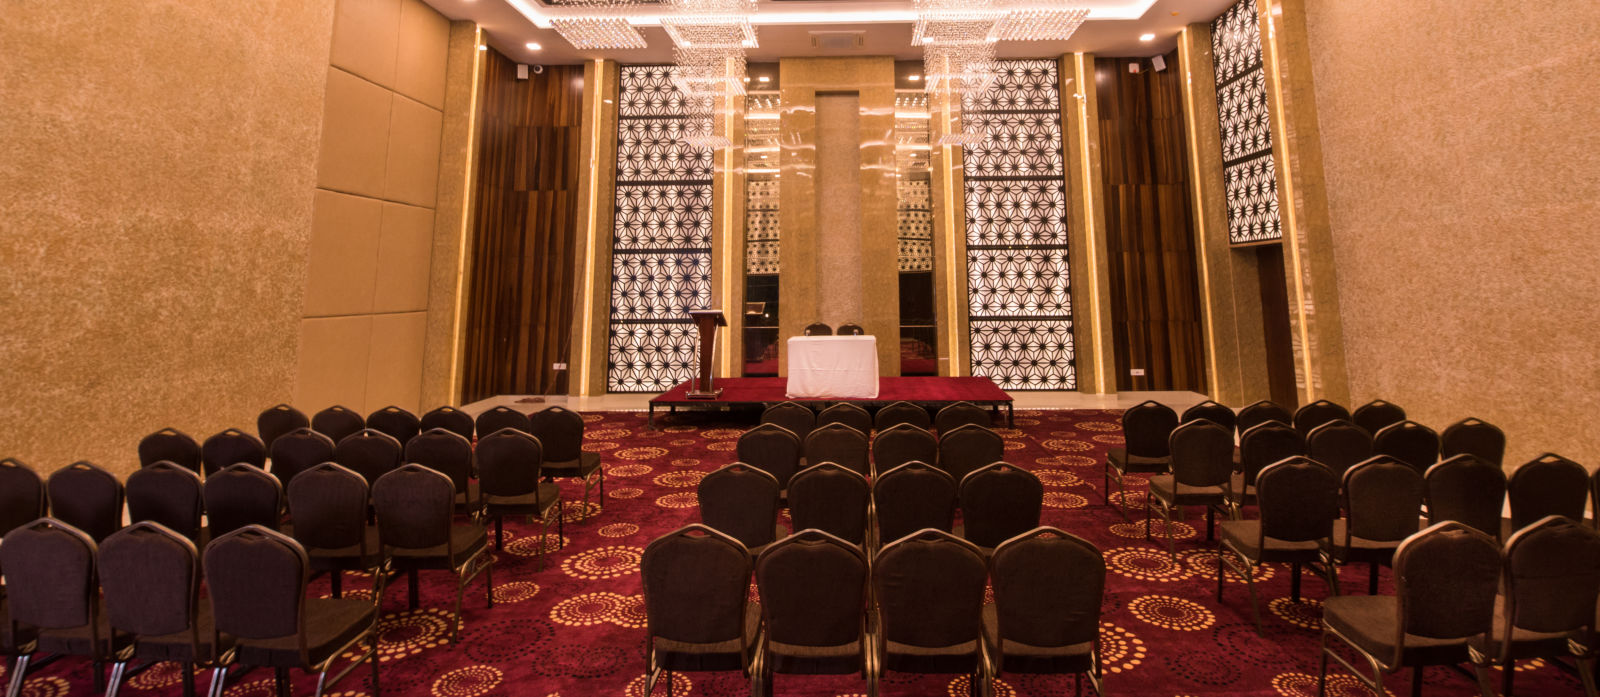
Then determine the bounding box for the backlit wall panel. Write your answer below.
[1211,0,1283,245]
[608,66,715,392]
[962,60,1077,390]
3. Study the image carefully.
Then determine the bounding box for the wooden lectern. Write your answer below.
[686,309,726,400]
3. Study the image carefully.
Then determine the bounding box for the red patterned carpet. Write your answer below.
[25,410,1584,697]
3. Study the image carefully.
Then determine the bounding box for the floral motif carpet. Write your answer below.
[21,410,1583,697]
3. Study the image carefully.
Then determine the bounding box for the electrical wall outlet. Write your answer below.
[1130,368,1146,377]
[553,362,568,371]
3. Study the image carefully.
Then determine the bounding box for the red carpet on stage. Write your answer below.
[652,376,1012,404]
[31,410,1582,697]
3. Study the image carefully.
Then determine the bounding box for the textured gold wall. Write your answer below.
[0,0,337,475]
[1302,0,1600,465]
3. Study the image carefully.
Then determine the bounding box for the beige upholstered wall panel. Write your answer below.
[330,0,401,87]
[385,95,444,207]
[318,67,393,197]
[374,203,435,313]
[365,312,428,410]
[296,317,375,411]
[1303,0,1600,466]
[305,191,384,317]
[0,0,336,476]
[395,0,451,110]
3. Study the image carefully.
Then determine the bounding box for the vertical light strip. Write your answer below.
[445,27,486,402]
[719,92,738,378]
[1177,30,1223,395]
[1072,54,1106,394]
[576,59,607,397]
[937,87,964,377]
[1261,5,1316,400]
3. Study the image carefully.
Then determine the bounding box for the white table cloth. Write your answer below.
[786,336,880,399]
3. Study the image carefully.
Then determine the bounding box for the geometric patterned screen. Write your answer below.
[1211,0,1283,245]
[608,65,715,392]
[961,59,1077,390]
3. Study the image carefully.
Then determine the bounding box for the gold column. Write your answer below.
[777,57,901,376]
[1059,53,1117,395]
[929,84,968,377]
[712,90,746,379]
[568,59,620,396]
[1258,0,1350,404]
[1175,25,1272,405]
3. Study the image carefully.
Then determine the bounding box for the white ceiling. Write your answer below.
[422,0,1239,65]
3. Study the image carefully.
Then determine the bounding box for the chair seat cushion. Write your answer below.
[484,482,561,517]
[1323,595,1471,667]
[654,602,760,672]
[35,608,118,657]
[133,605,217,663]
[765,638,865,675]
[1328,520,1404,562]
[234,598,377,668]
[1107,448,1168,474]
[544,452,602,478]
[883,637,981,674]
[980,605,1093,674]
[1218,520,1323,563]
[1474,594,1582,662]
[304,526,384,571]
[388,525,489,569]
[1148,475,1227,506]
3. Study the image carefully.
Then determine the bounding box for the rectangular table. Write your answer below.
[786,335,879,399]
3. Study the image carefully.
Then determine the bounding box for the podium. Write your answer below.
[686,309,727,400]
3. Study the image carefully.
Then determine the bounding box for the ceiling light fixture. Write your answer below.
[664,0,757,150]
[550,0,650,50]
[996,3,1089,42]
[526,42,542,50]
[1139,32,1156,41]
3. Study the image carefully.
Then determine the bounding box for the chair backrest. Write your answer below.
[1440,417,1506,466]
[642,525,752,647]
[204,525,309,641]
[333,428,404,485]
[366,406,421,447]
[1237,399,1293,434]
[934,402,990,434]
[802,423,870,478]
[761,402,816,440]
[286,463,371,553]
[528,406,585,463]
[1122,400,1178,459]
[46,461,124,542]
[99,522,199,637]
[138,427,202,472]
[404,428,475,500]
[1373,420,1440,473]
[755,530,867,648]
[201,428,266,476]
[475,428,543,498]
[1342,456,1423,543]
[311,405,365,444]
[0,458,48,538]
[736,423,802,490]
[875,401,931,432]
[837,323,865,336]
[873,462,957,544]
[958,463,1042,549]
[803,322,833,336]
[1351,399,1406,438]
[204,463,284,537]
[1181,401,1236,433]
[817,403,872,435]
[873,530,987,649]
[698,464,781,551]
[1293,399,1350,437]
[1423,455,1506,538]
[475,406,533,441]
[419,406,475,441]
[256,404,310,452]
[373,464,457,552]
[1168,419,1234,489]
[1508,453,1588,530]
[126,461,205,541]
[0,518,99,630]
[1255,457,1339,543]
[266,427,335,486]
[936,424,1004,483]
[1392,522,1500,651]
[990,528,1103,651]
[1501,516,1600,641]
[1306,419,1374,476]
[787,464,870,545]
[872,423,938,475]
[1238,422,1305,489]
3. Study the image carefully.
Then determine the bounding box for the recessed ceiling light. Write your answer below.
[526,42,542,51]
[1139,33,1156,41]
[757,76,770,83]
[908,74,922,82]
[477,45,487,51]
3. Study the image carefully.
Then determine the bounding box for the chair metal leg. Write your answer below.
[370,633,382,694]
[1318,630,1329,696]
[94,661,106,691]
[537,515,549,571]
[1206,507,1215,542]
[484,554,495,608]
[1470,661,1498,697]
[1577,654,1599,697]
[206,667,228,697]
[1503,660,1513,697]
[407,569,420,610]
[314,668,330,697]
[5,655,27,697]
[106,661,128,697]
[182,662,197,697]
[1291,563,1302,602]
[275,666,290,697]
[494,516,504,551]
[1369,562,1379,595]
[331,571,342,598]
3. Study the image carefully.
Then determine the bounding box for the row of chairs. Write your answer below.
[759,400,994,439]
[801,322,865,337]
[641,525,1107,697]
[700,460,1043,555]
[255,402,578,450]
[739,420,1005,490]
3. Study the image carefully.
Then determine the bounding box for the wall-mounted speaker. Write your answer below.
[1152,55,1167,72]
[516,64,529,80]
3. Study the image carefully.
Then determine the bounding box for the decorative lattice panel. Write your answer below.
[1211,0,1282,245]
[961,60,1076,390]
[608,66,715,392]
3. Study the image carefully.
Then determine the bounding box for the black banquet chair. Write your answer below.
[474,405,531,438]
[1218,457,1341,633]
[1146,419,1234,559]
[817,402,873,435]
[737,423,803,495]
[803,322,833,336]
[204,463,283,537]
[372,465,494,641]
[1181,400,1236,433]
[138,427,202,473]
[1237,399,1293,434]
[1505,453,1587,537]
[761,401,816,441]
[986,527,1105,695]
[873,462,957,550]
[257,403,310,452]
[311,405,365,444]
[366,405,421,447]
[1293,399,1350,437]
[0,459,48,539]
[1472,515,1600,697]
[803,423,871,478]
[475,428,563,565]
[872,423,937,479]
[126,461,206,543]
[837,323,866,336]
[1373,420,1441,474]
[875,401,931,432]
[1350,399,1406,437]
[1,518,111,694]
[872,529,990,695]
[285,463,385,600]
[1440,417,1506,466]
[752,530,872,695]
[1231,421,1305,514]
[404,428,480,517]
[46,461,124,542]
[333,428,403,486]
[529,406,605,521]
[937,424,1004,484]
[698,464,784,556]
[935,401,991,434]
[1331,456,1423,594]
[1306,419,1374,477]
[1105,400,1177,519]
[203,525,379,697]
[419,405,475,441]
[99,522,218,697]
[787,463,870,546]
[1424,454,1507,539]
[641,525,761,696]
[200,428,266,476]
[959,463,1043,552]
[267,427,336,488]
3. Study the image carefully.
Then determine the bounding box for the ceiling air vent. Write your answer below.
[809,31,866,50]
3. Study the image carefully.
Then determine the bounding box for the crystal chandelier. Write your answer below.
[664,0,755,150]
[995,2,1090,42]
[550,0,649,50]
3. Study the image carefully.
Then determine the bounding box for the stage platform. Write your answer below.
[647,376,1013,428]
